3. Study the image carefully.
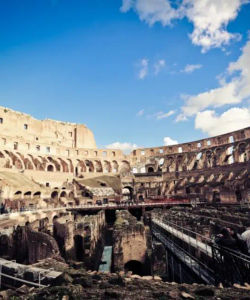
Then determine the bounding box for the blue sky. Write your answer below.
[0,0,250,151]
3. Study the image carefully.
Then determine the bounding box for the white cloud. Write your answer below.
[182,64,202,73]
[155,110,175,120]
[121,0,248,52]
[120,0,133,12]
[136,109,145,116]
[184,0,244,52]
[138,58,149,79]
[177,40,250,120]
[122,0,180,26]
[154,59,166,74]
[106,142,139,153]
[163,136,178,145]
[195,107,250,136]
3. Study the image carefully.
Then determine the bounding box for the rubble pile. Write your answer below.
[2,265,250,300]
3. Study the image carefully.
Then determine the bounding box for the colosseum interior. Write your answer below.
[0,105,249,298]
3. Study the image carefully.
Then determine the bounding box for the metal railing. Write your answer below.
[152,217,250,286]
[0,201,191,220]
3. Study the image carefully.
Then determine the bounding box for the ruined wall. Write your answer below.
[0,106,96,150]
[113,210,151,273]
[51,211,105,268]
[0,225,61,264]
[74,210,105,269]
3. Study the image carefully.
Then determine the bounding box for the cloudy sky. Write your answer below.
[0,0,250,152]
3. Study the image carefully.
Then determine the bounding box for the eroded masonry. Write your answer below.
[0,106,249,299]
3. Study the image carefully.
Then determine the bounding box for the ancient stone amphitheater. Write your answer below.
[0,105,249,299]
[0,105,249,206]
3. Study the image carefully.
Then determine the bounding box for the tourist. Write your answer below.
[227,227,248,255]
[215,227,239,251]
[241,222,250,255]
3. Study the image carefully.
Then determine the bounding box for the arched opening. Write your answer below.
[47,164,54,172]
[60,191,67,198]
[33,191,41,199]
[120,160,131,175]
[122,186,133,201]
[13,191,22,200]
[147,167,154,173]
[47,157,61,172]
[23,158,34,170]
[58,158,69,173]
[124,260,144,276]
[238,143,247,162]
[32,156,44,171]
[24,191,32,200]
[51,191,59,200]
[95,160,103,173]
[193,161,198,170]
[85,160,94,172]
[112,160,119,173]
[103,160,112,173]
[76,160,86,175]
[53,215,58,222]
[138,195,144,202]
[74,235,84,260]
[186,187,191,194]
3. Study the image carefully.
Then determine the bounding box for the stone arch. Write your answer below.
[225,146,234,164]
[5,150,23,170]
[28,155,45,171]
[75,160,86,176]
[124,260,144,276]
[60,191,67,198]
[165,156,175,172]
[94,160,103,173]
[33,191,41,199]
[205,150,213,168]
[17,153,35,170]
[67,159,74,173]
[58,158,69,172]
[85,160,94,172]
[122,186,133,200]
[103,160,112,173]
[0,150,10,168]
[120,160,131,175]
[47,164,54,172]
[147,166,154,173]
[0,151,5,158]
[13,191,22,200]
[238,142,247,162]
[47,157,61,172]
[24,191,32,200]
[51,191,59,201]
[112,160,119,173]
[176,155,183,172]
[213,147,223,167]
